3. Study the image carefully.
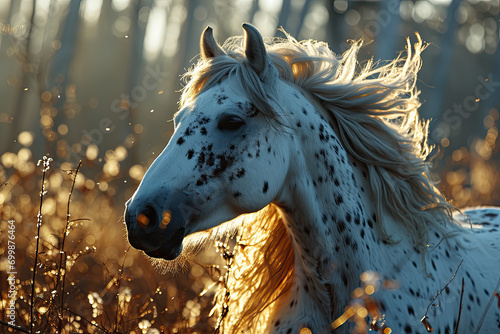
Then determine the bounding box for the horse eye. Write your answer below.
[218,115,245,131]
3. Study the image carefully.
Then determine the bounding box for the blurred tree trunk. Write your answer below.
[326,1,346,53]
[37,0,57,92]
[248,0,260,25]
[480,33,500,136]
[424,0,461,121]
[126,0,151,165]
[7,0,36,153]
[277,0,291,30]
[295,0,312,39]
[164,0,196,102]
[48,0,81,86]
[48,0,82,159]
[0,1,14,154]
[0,1,13,48]
[374,0,402,61]
[183,1,201,72]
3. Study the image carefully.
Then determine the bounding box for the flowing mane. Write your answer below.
[178,30,458,331]
[181,31,456,249]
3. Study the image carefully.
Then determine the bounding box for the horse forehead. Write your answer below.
[195,82,248,107]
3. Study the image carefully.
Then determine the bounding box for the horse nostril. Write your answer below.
[137,213,150,227]
[159,210,172,229]
[137,205,158,232]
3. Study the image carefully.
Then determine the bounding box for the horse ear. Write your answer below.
[242,23,273,78]
[200,26,224,59]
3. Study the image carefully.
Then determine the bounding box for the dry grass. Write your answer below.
[0,153,227,333]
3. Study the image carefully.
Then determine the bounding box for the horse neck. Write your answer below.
[274,103,415,320]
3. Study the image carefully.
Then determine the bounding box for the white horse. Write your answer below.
[124,24,500,333]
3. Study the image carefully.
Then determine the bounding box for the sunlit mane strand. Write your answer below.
[214,205,295,333]
[269,31,457,252]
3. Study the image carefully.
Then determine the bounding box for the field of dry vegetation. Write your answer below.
[0,147,234,333]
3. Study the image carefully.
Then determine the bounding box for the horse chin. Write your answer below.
[144,228,185,260]
[145,244,182,260]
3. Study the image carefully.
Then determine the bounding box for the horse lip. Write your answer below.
[144,228,186,260]
[128,232,157,252]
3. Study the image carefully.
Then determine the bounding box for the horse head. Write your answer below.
[124,24,291,260]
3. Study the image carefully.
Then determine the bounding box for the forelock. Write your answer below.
[180,38,280,123]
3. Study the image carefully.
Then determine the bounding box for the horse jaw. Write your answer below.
[148,212,245,275]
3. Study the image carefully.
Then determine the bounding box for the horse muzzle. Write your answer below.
[124,198,187,260]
